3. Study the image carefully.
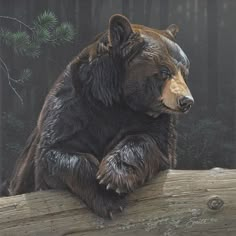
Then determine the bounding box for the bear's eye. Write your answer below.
[181,67,189,81]
[160,67,172,80]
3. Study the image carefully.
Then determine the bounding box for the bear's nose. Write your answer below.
[178,96,194,112]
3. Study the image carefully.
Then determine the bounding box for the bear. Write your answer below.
[3,14,194,218]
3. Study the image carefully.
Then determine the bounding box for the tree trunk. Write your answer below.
[160,0,169,29]
[0,169,235,236]
[234,20,236,166]
[144,0,152,25]
[0,50,2,185]
[122,0,131,19]
[93,0,104,33]
[207,0,218,117]
[78,0,92,49]
[133,0,145,24]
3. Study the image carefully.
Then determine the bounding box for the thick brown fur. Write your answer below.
[1,15,193,218]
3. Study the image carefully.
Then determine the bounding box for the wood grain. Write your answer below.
[0,168,235,236]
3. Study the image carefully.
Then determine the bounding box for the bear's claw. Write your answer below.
[106,183,112,190]
[116,188,121,194]
[97,154,141,194]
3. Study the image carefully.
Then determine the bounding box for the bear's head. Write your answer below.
[72,14,194,117]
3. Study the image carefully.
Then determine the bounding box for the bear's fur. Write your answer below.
[4,15,193,218]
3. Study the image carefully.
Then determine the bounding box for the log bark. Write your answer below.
[0,168,235,236]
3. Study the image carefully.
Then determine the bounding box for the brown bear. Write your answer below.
[3,14,194,218]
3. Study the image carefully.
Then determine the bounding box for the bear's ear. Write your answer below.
[166,24,179,38]
[108,14,133,47]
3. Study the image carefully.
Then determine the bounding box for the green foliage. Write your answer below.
[52,23,75,45]
[0,11,75,58]
[0,29,30,55]
[34,11,57,30]
[12,31,31,54]
[0,10,76,102]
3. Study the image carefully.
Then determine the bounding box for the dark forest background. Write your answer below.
[0,0,235,184]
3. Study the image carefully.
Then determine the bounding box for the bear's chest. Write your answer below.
[63,105,149,160]
[83,107,139,159]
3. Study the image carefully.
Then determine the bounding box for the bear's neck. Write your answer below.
[155,113,177,169]
[78,54,125,107]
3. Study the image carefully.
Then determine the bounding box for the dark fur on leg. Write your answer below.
[6,128,39,195]
[36,149,126,218]
[97,134,167,193]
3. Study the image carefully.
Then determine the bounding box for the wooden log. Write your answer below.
[0,168,235,236]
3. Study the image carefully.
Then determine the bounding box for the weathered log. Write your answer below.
[0,168,235,236]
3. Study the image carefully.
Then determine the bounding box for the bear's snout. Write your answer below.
[161,70,193,113]
[177,95,194,113]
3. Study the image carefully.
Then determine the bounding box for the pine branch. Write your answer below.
[0,11,75,103]
[51,23,75,45]
[0,56,23,104]
[34,11,57,30]
[0,16,33,32]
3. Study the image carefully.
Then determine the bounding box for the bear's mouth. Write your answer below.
[146,103,189,118]
[162,103,190,114]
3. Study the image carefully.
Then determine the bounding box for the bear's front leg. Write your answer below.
[36,149,126,218]
[97,134,166,193]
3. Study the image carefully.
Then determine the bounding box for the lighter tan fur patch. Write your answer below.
[161,70,193,110]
